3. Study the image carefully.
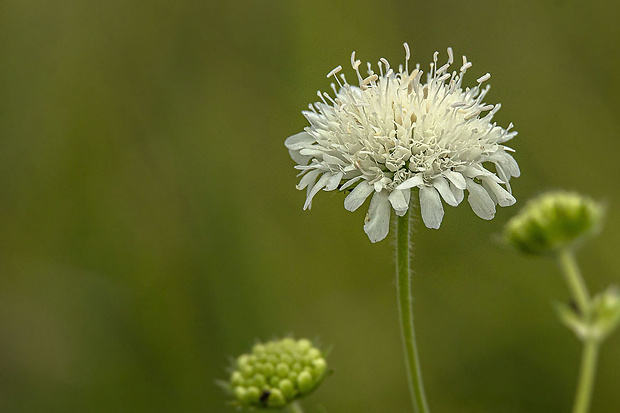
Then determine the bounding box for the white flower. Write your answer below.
[285,44,519,243]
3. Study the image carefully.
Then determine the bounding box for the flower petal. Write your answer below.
[466,179,496,220]
[285,132,315,165]
[339,175,363,191]
[499,152,521,178]
[443,170,467,190]
[344,181,374,212]
[324,172,343,191]
[322,154,347,166]
[394,207,407,217]
[450,182,465,204]
[284,131,315,150]
[388,188,410,212]
[396,174,424,190]
[304,172,331,210]
[288,149,312,165]
[482,178,516,207]
[363,191,391,243]
[296,169,321,190]
[463,165,495,179]
[419,186,444,229]
[432,177,458,207]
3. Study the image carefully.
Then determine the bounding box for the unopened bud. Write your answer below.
[225,337,328,408]
[504,191,604,255]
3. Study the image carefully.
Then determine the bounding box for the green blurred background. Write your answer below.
[1,0,619,412]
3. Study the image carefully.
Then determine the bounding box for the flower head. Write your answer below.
[226,338,328,409]
[286,44,519,242]
[504,191,604,255]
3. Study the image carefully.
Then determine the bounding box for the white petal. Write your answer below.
[396,174,424,190]
[443,170,467,190]
[463,165,495,179]
[284,131,314,150]
[394,207,407,217]
[324,172,343,191]
[299,148,327,157]
[363,191,391,243]
[304,172,331,210]
[450,182,465,204]
[288,149,311,165]
[432,177,458,207]
[322,154,346,166]
[466,179,496,220]
[495,163,510,185]
[489,151,520,179]
[296,169,321,190]
[339,175,363,191]
[482,178,516,207]
[419,186,444,229]
[344,181,374,212]
[388,188,411,212]
[285,132,315,165]
[499,152,520,178]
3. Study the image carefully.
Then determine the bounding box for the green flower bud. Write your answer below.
[312,358,327,377]
[504,191,604,255]
[261,362,275,377]
[226,337,328,409]
[245,386,261,404]
[267,388,286,408]
[276,362,290,377]
[297,371,314,394]
[269,375,280,387]
[279,379,296,400]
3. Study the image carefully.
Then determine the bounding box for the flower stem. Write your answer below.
[557,249,590,315]
[557,249,599,413]
[288,401,304,413]
[573,339,599,413]
[396,210,430,413]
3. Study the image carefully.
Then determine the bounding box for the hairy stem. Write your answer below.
[557,249,599,413]
[573,340,599,413]
[558,249,590,315]
[396,211,430,413]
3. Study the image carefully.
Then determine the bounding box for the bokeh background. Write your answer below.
[1,0,619,412]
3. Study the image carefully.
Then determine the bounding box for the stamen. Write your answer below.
[436,63,451,76]
[461,55,472,72]
[404,42,410,73]
[447,47,454,64]
[361,74,378,90]
[323,91,336,105]
[477,73,491,84]
[327,65,342,78]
